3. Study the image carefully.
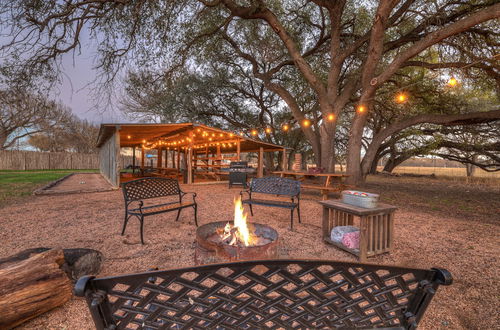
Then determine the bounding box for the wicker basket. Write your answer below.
[341,190,379,208]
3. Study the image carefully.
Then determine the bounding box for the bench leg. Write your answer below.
[297,204,301,224]
[249,204,254,216]
[139,216,145,245]
[121,213,130,235]
[175,209,182,222]
[290,208,294,230]
[193,205,198,227]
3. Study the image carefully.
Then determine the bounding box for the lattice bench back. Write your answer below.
[74,259,452,330]
[250,177,301,196]
[122,177,181,201]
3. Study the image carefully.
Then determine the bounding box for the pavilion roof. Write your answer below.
[97,123,286,153]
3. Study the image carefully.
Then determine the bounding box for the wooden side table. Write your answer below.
[319,200,397,262]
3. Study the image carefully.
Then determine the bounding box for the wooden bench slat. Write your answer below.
[242,198,297,209]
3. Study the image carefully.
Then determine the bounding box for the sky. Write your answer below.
[55,43,129,124]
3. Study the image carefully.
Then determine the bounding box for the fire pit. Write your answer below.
[195,197,279,265]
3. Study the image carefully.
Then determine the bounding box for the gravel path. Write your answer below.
[0,177,498,329]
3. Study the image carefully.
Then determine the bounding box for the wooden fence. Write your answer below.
[0,150,137,170]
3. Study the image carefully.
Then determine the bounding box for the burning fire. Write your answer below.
[220,197,252,246]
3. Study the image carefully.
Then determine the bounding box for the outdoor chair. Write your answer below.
[240,177,301,229]
[122,177,197,244]
[74,259,452,329]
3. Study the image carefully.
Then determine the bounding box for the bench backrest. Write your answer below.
[74,259,452,330]
[122,177,181,201]
[250,177,301,196]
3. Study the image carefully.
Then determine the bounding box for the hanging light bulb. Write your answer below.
[265,127,272,134]
[302,119,311,127]
[282,124,289,131]
[356,104,366,113]
[127,135,131,139]
[251,129,258,136]
[447,76,458,87]
[395,92,408,104]
[239,132,244,136]
[327,114,335,121]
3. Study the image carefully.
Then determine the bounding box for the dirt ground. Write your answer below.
[35,173,115,195]
[0,175,498,329]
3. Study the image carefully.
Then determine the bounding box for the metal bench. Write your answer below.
[122,177,198,244]
[74,259,452,329]
[240,177,301,229]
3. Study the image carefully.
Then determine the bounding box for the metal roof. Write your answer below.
[96,123,286,152]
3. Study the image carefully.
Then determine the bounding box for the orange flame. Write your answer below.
[234,196,250,246]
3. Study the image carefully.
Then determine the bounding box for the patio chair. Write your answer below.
[75,259,452,329]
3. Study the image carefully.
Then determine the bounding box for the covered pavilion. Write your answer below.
[96,123,288,187]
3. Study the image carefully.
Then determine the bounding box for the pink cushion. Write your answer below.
[342,231,360,249]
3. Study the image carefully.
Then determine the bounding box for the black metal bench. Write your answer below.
[74,259,452,329]
[122,177,198,244]
[240,177,301,229]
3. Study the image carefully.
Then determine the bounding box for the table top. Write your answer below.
[272,171,350,177]
[319,199,397,215]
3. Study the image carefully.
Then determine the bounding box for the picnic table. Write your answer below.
[272,171,351,200]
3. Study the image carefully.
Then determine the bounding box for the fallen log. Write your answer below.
[0,249,73,329]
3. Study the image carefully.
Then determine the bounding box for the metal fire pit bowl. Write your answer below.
[195,221,279,265]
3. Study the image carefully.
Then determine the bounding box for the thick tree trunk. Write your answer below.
[0,249,73,329]
[264,152,275,174]
[319,123,336,172]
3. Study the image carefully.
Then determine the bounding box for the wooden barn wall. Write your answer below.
[98,131,121,187]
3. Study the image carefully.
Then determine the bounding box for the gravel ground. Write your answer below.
[0,176,498,329]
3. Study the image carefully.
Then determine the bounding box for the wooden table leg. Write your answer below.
[359,215,368,262]
[321,189,328,200]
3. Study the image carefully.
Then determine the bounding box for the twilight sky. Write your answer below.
[56,51,129,124]
[49,27,130,125]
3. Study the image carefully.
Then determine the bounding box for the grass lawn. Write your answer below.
[0,169,98,205]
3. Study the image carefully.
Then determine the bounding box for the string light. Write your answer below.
[251,129,258,136]
[447,77,458,87]
[395,92,408,104]
[302,119,311,127]
[265,127,272,134]
[327,114,335,121]
[282,124,289,131]
[127,135,131,139]
[239,132,244,136]
[357,105,366,113]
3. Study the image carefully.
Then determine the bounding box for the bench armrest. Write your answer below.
[181,191,197,203]
[240,189,251,199]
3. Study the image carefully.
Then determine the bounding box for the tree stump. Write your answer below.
[0,249,72,329]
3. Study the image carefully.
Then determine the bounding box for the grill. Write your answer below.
[228,161,255,188]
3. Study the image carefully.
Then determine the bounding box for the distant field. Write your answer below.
[331,165,500,181]
[388,166,500,178]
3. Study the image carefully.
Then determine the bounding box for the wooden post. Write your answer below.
[177,147,181,169]
[258,147,264,178]
[141,146,145,169]
[236,140,241,161]
[187,147,193,184]
[157,147,162,170]
[281,148,287,171]
[132,146,136,174]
